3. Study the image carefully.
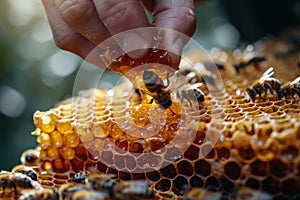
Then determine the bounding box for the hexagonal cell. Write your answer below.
[184,145,200,161]
[269,158,289,178]
[205,176,220,190]
[217,147,231,161]
[173,176,189,196]
[224,161,241,180]
[281,178,299,196]
[160,163,177,179]
[250,160,268,177]
[154,178,171,192]
[190,176,204,188]
[177,160,193,176]
[262,176,280,195]
[195,159,211,177]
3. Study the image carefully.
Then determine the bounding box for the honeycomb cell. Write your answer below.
[145,170,160,182]
[60,146,75,160]
[129,142,144,153]
[195,159,211,177]
[281,145,298,161]
[184,145,200,161]
[160,163,177,179]
[50,131,63,148]
[205,176,220,189]
[38,132,51,149]
[96,161,107,173]
[74,144,88,162]
[190,176,204,188]
[64,133,80,148]
[269,158,288,178]
[173,176,189,196]
[262,176,280,194]
[115,139,128,152]
[41,160,53,171]
[125,155,137,170]
[53,159,65,172]
[217,147,230,161]
[113,155,125,170]
[57,120,73,134]
[101,151,114,165]
[201,144,216,159]
[39,115,56,133]
[250,160,268,177]
[137,154,161,169]
[71,158,84,173]
[177,160,193,176]
[131,171,145,180]
[245,177,261,190]
[155,179,171,192]
[224,161,241,180]
[282,178,298,196]
[220,176,234,192]
[119,171,131,180]
[193,130,206,145]
[148,138,165,152]
[47,147,60,159]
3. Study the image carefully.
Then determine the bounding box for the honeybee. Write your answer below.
[281,76,300,98]
[86,174,118,198]
[119,181,154,200]
[178,63,217,86]
[20,149,40,166]
[142,70,205,110]
[183,188,222,200]
[247,67,282,101]
[72,171,90,184]
[71,190,108,200]
[234,56,266,73]
[58,182,90,200]
[0,171,38,197]
[18,188,58,200]
[86,174,154,200]
[12,165,37,181]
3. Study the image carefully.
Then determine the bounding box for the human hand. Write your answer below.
[41,0,196,69]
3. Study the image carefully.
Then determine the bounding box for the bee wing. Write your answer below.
[188,82,203,89]
[259,67,274,83]
[167,74,191,92]
[291,76,300,85]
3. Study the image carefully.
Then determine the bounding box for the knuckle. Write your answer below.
[100,1,131,26]
[57,0,93,22]
[52,30,72,50]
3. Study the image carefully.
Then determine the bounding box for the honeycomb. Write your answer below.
[1,29,300,200]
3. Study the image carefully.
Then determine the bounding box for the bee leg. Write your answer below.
[276,89,283,100]
[264,83,274,95]
[181,96,194,108]
[292,88,300,98]
[10,181,18,196]
[1,181,7,196]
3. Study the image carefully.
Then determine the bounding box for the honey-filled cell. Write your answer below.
[60,146,75,160]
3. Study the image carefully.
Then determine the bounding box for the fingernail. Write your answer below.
[121,31,149,59]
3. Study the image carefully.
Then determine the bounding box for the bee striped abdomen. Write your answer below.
[143,71,164,92]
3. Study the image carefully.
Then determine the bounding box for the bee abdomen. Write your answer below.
[143,71,164,92]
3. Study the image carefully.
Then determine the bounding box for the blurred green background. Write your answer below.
[0,0,299,170]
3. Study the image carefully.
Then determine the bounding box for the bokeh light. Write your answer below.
[0,86,26,118]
